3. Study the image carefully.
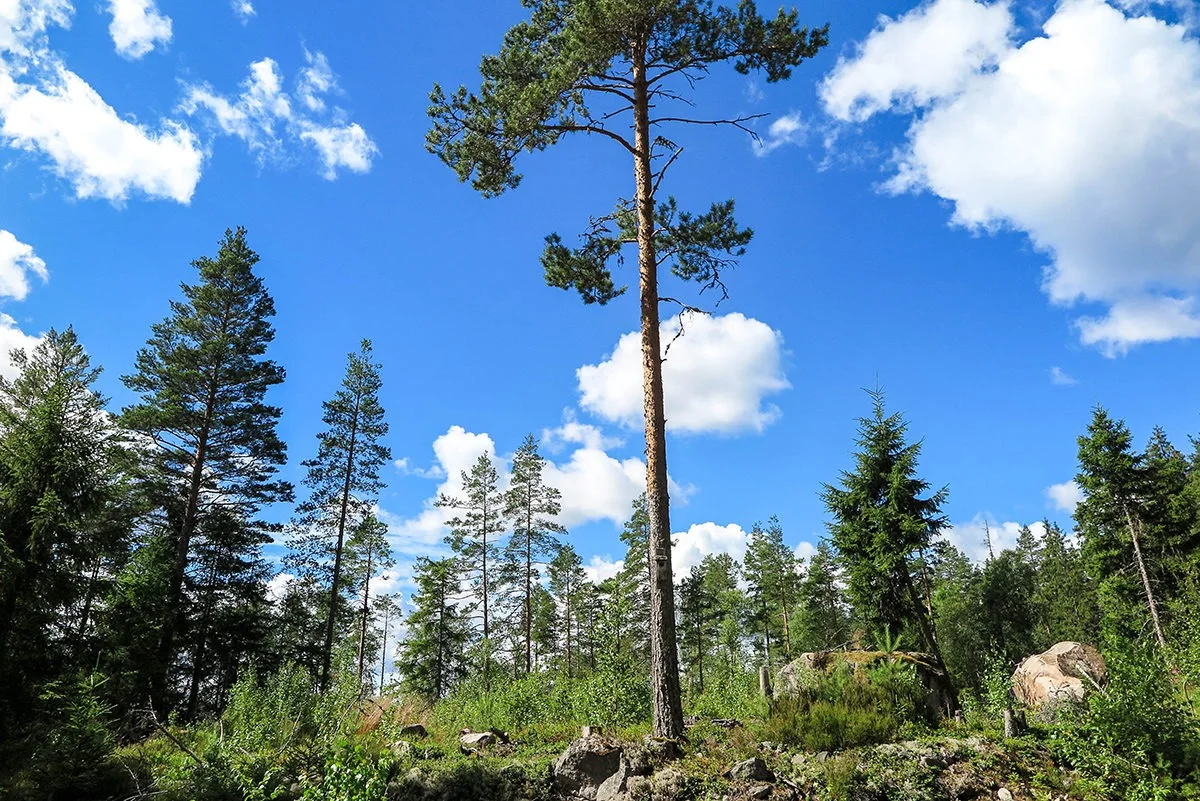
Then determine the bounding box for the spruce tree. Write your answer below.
[286,339,391,690]
[121,228,291,713]
[1076,407,1166,647]
[427,0,828,739]
[503,434,565,674]
[617,494,652,664]
[821,390,948,661]
[396,557,469,700]
[0,329,135,731]
[437,453,505,685]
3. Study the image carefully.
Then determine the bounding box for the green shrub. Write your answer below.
[760,662,926,751]
[1050,644,1200,801]
[300,740,393,801]
[686,667,767,721]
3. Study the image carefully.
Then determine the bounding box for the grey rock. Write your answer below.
[460,731,497,748]
[749,784,773,800]
[553,736,625,801]
[391,740,416,759]
[997,789,1014,801]
[398,723,428,738]
[726,756,775,783]
[650,768,688,801]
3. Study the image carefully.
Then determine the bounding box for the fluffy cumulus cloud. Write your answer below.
[0,0,203,203]
[1047,479,1084,514]
[0,230,46,300]
[107,0,171,59]
[577,313,790,435]
[0,312,40,379]
[672,522,750,574]
[181,50,378,179]
[941,515,1047,563]
[822,0,1200,355]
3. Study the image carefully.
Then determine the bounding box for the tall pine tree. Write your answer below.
[121,228,290,714]
[286,339,391,690]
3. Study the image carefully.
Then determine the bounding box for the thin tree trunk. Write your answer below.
[185,555,220,718]
[321,397,361,692]
[632,44,684,741]
[526,499,533,675]
[1123,504,1167,648]
[356,544,374,687]
[379,602,390,695]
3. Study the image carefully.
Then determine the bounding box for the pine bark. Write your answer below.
[632,44,684,741]
[321,398,360,692]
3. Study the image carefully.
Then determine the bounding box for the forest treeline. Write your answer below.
[3,228,1200,795]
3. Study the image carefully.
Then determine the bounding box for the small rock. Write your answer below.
[998,789,1014,801]
[553,735,625,801]
[726,756,775,783]
[712,718,743,728]
[391,740,416,759]
[398,723,427,738]
[749,784,774,800]
[815,751,830,762]
[461,731,497,748]
[651,767,688,800]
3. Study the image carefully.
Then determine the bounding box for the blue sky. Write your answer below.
[3,0,1200,594]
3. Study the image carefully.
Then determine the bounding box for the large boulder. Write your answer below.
[1012,642,1106,707]
[552,735,627,801]
[776,650,956,719]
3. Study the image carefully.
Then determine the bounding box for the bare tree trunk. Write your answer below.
[632,44,684,741]
[1124,504,1167,648]
[379,602,390,695]
[356,544,374,687]
[321,398,360,692]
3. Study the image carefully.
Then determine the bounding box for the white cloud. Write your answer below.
[941,515,1047,563]
[577,313,790,435]
[823,0,1200,354]
[0,230,46,300]
[182,52,377,179]
[583,555,623,584]
[794,540,818,563]
[542,410,624,453]
[0,312,40,379]
[753,112,806,156]
[1049,365,1077,385]
[300,122,377,179]
[266,571,294,602]
[298,49,335,112]
[231,0,255,23]
[0,7,203,205]
[1047,480,1084,514]
[821,0,1012,122]
[107,0,171,59]
[672,522,750,575]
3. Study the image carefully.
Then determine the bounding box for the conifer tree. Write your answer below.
[121,228,291,712]
[548,544,587,676]
[618,494,652,663]
[427,0,828,739]
[822,389,948,662]
[678,564,716,694]
[286,340,390,690]
[793,543,849,652]
[1076,408,1167,647]
[345,514,394,687]
[743,516,798,662]
[503,435,565,674]
[437,453,505,685]
[396,557,469,700]
[0,329,135,731]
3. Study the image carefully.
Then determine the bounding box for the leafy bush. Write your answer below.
[686,667,767,721]
[300,740,393,801]
[1050,644,1200,801]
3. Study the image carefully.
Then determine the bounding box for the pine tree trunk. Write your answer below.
[185,556,220,718]
[526,505,533,675]
[155,385,216,713]
[321,398,361,692]
[379,603,390,695]
[482,521,490,690]
[357,545,374,686]
[632,44,684,741]
[1123,504,1167,648]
